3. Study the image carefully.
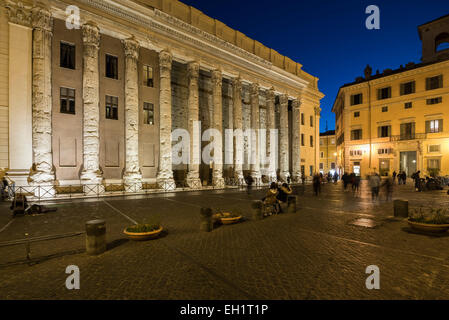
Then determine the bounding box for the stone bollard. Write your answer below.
[200,207,213,232]
[394,199,409,218]
[251,201,264,220]
[85,219,106,255]
[287,195,297,213]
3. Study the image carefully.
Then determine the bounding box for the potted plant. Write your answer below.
[124,217,163,240]
[408,207,449,233]
[213,208,242,225]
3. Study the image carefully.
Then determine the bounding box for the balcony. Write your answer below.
[390,133,426,141]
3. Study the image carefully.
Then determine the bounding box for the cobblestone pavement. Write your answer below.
[0,181,449,299]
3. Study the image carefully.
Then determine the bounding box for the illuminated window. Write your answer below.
[143,102,154,125]
[105,95,118,120]
[143,65,153,87]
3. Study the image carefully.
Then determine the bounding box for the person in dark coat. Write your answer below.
[245,174,254,195]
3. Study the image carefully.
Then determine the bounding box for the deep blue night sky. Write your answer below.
[180,0,449,132]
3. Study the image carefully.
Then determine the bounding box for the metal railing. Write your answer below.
[4,175,306,202]
[390,133,426,141]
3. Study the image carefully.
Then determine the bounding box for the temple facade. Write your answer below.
[0,0,323,196]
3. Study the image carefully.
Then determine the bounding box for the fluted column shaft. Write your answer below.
[211,69,224,187]
[233,78,244,181]
[80,22,103,187]
[266,87,276,180]
[29,5,55,187]
[186,62,201,188]
[123,37,142,190]
[291,99,301,181]
[250,83,261,180]
[279,94,290,181]
[156,50,175,188]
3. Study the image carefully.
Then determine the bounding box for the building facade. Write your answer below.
[319,130,337,175]
[0,0,323,196]
[333,14,449,178]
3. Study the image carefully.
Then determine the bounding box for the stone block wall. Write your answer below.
[0,6,9,169]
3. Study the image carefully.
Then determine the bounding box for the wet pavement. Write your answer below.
[0,181,448,299]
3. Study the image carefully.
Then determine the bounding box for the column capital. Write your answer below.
[211,69,222,88]
[292,99,300,110]
[5,0,32,27]
[314,106,321,116]
[159,49,172,72]
[279,94,288,105]
[187,61,200,80]
[266,87,275,103]
[250,83,259,97]
[233,77,242,93]
[123,36,140,61]
[31,4,52,33]
[82,21,100,47]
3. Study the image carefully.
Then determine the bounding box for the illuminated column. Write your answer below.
[80,22,104,190]
[279,94,289,181]
[211,69,224,187]
[29,4,55,196]
[315,106,321,173]
[156,50,175,189]
[250,83,261,181]
[266,87,277,180]
[233,77,244,181]
[185,61,202,188]
[123,36,142,191]
[291,98,301,181]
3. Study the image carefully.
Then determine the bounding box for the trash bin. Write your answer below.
[85,219,106,255]
[393,200,408,218]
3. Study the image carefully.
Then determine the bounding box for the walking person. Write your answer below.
[392,171,397,184]
[342,172,349,191]
[313,173,321,196]
[412,171,421,192]
[245,174,254,195]
[353,175,361,196]
[369,173,381,201]
[382,175,393,201]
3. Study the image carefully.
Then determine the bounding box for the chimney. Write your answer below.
[364,64,372,80]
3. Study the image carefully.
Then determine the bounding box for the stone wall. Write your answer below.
[242,85,251,171]
[0,6,8,168]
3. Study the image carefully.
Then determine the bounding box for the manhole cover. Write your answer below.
[349,218,379,228]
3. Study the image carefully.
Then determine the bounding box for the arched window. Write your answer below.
[435,32,449,52]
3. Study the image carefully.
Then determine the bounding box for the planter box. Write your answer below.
[407,220,449,233]
[124,226,163,240]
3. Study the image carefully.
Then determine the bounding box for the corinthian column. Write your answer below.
[156,50,175,189]
[123,36,142,191]
[291,99,301,181]
[314,106,321,174]
[250,83,261,181]
[279,94,289,181]
[233,77,244,181]
[211,69,224,187]
[80,22,103,190]
[185,61,201,188]
[266,87,277,180]
[29,4,55,195]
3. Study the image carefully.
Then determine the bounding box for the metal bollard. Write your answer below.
[394,200,408,218]
[251,201,264,220]
[200,208,213,232]
[287,195,297,213]
[85,219,106,255]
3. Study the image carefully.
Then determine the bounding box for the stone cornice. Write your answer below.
[48,0,311,95]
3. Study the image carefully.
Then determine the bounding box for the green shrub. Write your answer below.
[409,207,449,225]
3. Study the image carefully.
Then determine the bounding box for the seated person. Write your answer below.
[276,183,292,203]
[263,182,279,215]
[276,183,292,212]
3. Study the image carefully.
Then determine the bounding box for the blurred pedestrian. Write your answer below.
[245,174,254,195]
[382,175,393,201]
[369,173,381,201]
[313,173,321,196]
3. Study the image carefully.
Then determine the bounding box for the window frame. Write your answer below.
[60,87,76,114]
[105,54,119,80]
[105,95,119,120]
[60,41,76,70]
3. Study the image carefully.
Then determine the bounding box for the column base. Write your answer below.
[186,176,202,189]
[157,177,176,190]
[234,171,244,184]
[280,172,290,182]
[212,177,225,188]
[80,170,104,195]
[291,172,301,183]
[123,171,143,192]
